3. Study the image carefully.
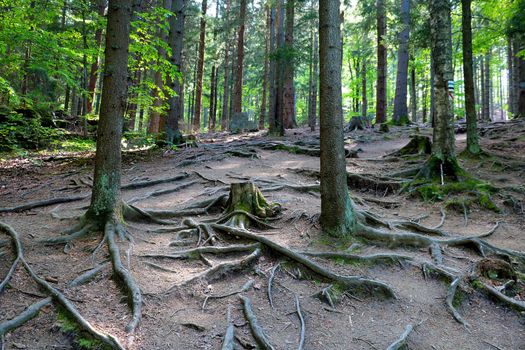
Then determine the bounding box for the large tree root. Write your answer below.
[0,221,125,349]
[184,222,396,298]
[240,295,276,350]
[221,305,237,350]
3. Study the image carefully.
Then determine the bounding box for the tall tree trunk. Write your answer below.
[166,0,185,144]
[392,0,410,124]
[194,0,207,132]
[375,0,387,125]
[283,0,296,129]
[308,27,318,131]
[87,0,132,221]
[232,0,247,115]
[361,58,367,118]
[87,0,107,113]
[462,0,480,155]
[209,65,216,130]
[483,49,491,121]
[221,0,232,130]
[81,7,89,136]
[259,5,270,130]
[268,4,277,133]
[319,0,354,237]
[410,66,417,122]
[422,76,428,123]
[269,0,285,136]
[421,0,459,178]
[518,40,525,117]
[507,38,514,116]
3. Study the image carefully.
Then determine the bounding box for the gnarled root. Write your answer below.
[386,324,413,350]
[240,295,276,350]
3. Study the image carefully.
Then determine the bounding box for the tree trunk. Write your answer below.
[87,0,132,221]
[283,0,296,129]
[361,58,368,119]
[209,65,217,131]
[420,0,460,179]
[221,0,232,131]
[269,0,285,136]
[518,40,525,117]
[462,0,480,155]
[410,66,417,122]
[392,0,410,125]
[87,0,107,113]
[483,49,491,121]
[422,76,428,123]
[308,27,318,132]
[233,0,247,115]
[193,0,207,132]
[319,0,355,237]
[259,5,270,130]
[165,0,185,144]
[375,0,387,125]
[268,4,277,133]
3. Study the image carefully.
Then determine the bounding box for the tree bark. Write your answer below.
[410,66,417,122]
[87,0,107,114]
[518,40,525,117]
[421,0,459,179]
[259,5,270,130]
[193,0,208,132]
[88,0,132,221]
[283,0,296,129]
[361,58,367,119]
[233,0,247,115]
[319,0,355,237]
[268,4,277,133]
[392,0,410,124]
[461,0,480,155]
[482,49,491,121]
[308,27,318,131]
[375,0,387,125]
[165,0,185,144]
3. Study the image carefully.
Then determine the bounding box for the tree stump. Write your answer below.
[223,182,280,228]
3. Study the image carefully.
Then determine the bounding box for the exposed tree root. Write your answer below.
[142,243,260,261]
[0,172,191,214]
[267,263,280,309]
[197,223,395,298]
[203,278,255,309]
[240,295,276,350]
[475,281,525,311]
[446,277,470,328]
[295,295,306,350]
[0,221,125,349]
[221,305,237,350]
[106,221,142,334]
[300,251,413,265]
[127,180,199,204]
[68,262,108,287]
[0,297,52,349]
[386,324,413,350]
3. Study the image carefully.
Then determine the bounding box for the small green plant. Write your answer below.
[56,308,108,350]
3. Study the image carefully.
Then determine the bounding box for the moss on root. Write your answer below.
[56,308,111,350]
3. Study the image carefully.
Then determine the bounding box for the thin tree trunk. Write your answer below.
[375,0,387,125]
[269,0,285,136]
[392,0,410,124]
[259,5,270,130]
[361,58,367,118]
[410,66,417,122]
[308,27,318,131]
[518,40,525,117]
[209,65,216,130]
[88,0,132,220]
[87,0,107,113]
[422,76,428,123]
[319,0,354,236]
[268,4,277,133]
[194,0,207,132]
[232,0,247,115]
[483,49,491,121]
[283,0,296,128]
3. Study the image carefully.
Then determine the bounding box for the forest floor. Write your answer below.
[1,122,525,350]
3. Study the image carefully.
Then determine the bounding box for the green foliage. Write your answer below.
[0,110,64,152]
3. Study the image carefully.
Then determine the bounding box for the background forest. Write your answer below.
[0,0,524,154]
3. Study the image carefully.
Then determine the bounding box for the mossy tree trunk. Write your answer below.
[392,0,410,125]
[419,0,462,180]
[224,182,279,228]
[319,0,356,237]
[87,0,132,223]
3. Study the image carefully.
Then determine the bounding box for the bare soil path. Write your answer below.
[1,124,524,350]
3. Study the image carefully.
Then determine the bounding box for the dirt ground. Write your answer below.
[1,123,524,350]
